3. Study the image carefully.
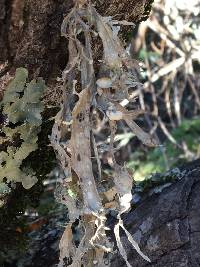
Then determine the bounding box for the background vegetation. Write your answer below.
[0,0,199,265]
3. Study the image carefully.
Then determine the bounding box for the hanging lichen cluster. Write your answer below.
[51,1,158,266]
[0,68,46,204]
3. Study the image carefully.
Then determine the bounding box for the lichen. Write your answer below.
[0,68,46,195]
[53,1,156,265]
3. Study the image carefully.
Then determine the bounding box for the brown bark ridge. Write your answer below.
[0,0,153,88]
[110,159,200,267]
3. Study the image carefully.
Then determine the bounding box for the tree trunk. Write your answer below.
[12,159,200,267]
[110,159,200,267]
[0,0,153,81]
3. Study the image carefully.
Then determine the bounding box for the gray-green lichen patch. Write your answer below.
[0,68,46,196]
[147,235,159,252]
[131,166,193,206]
[139,217,153,234]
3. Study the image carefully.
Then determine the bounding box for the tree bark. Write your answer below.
[110,159,200,267]
[0,0,153,80]
[11,159,200,267]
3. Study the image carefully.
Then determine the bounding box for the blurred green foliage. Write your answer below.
[127,118,200,181]
[139,48,160,63]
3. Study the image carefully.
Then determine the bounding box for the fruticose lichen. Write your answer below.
[51,1,158,266]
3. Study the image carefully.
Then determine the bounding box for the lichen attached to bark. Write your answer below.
[51,1,157,266]
[0,68,46,201]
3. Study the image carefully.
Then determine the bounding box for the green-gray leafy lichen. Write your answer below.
[0,68,46,195]
[132,167,193,205]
